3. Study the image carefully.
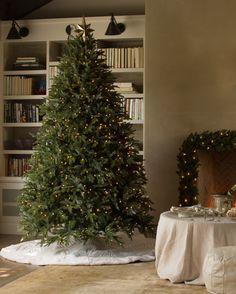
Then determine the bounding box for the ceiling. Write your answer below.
[0,0,52,20]
[0,0,145,20]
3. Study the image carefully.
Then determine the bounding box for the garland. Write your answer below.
[177,130,236,206]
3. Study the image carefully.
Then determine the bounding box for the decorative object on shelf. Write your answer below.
[105,13,126,35]
[18,17,154,247]
[6,20,29,40]
[177,130,236,206]
[33,76,46,95]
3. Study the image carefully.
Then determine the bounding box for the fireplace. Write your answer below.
[198,150,236,207]
[177,130,236,206]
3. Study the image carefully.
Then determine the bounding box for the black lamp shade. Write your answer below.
[7,22,21,39]
[6,21,29,40]
[105,14,125,35]
[105,20,121,35]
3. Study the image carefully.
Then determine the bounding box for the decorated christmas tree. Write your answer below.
[18,18,155,246]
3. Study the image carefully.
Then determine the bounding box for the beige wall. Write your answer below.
[0,21,2,173]
[145,0,236,218]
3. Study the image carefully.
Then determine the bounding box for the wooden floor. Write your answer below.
[0,235,208,294]
[0,235,37,288]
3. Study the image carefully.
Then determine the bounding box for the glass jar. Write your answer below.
[211,193,232,215]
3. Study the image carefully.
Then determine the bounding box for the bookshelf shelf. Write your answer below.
[3,150,34,155]
[0,177,24,183]
[3,70,47,75]
[3,95,45,100]
[3,202,18,207]
[3,123,42,127]
[122,93,144,98]
[125,119,144,124]
[111,68,144,73]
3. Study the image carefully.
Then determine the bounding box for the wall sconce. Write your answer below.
[105,13,125,35]
[7,20,29,40]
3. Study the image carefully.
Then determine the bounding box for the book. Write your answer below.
[13,63,45,70]
[113,82,138,93]
[15,57,39,63]
[13,57,44,70]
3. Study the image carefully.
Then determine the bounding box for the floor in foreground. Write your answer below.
[0,235,208,294]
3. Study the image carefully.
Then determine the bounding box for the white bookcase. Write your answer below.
[0,15,145,234]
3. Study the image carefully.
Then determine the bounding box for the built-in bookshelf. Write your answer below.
[0,15,145,234]
[1,40,46,182]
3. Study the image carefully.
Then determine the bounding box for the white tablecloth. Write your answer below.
[155,211,236,285]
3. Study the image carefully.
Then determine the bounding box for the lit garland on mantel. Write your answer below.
[177,130,236,206]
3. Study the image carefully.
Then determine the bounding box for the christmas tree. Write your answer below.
[18,18,155,246]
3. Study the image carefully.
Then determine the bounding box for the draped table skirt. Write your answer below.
[155,211,236,285]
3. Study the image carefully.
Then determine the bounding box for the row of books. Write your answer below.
[8,156,30,177]
[114,82,138,93]
[3,76,46,96]
[101,47,144,68]
[48,65,60,88]
[123,98,143,120]
[13,57,45,70]
[4,103,40,123]
[4,76,33,96]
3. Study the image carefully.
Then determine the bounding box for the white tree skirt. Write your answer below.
[0,233,155,265]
